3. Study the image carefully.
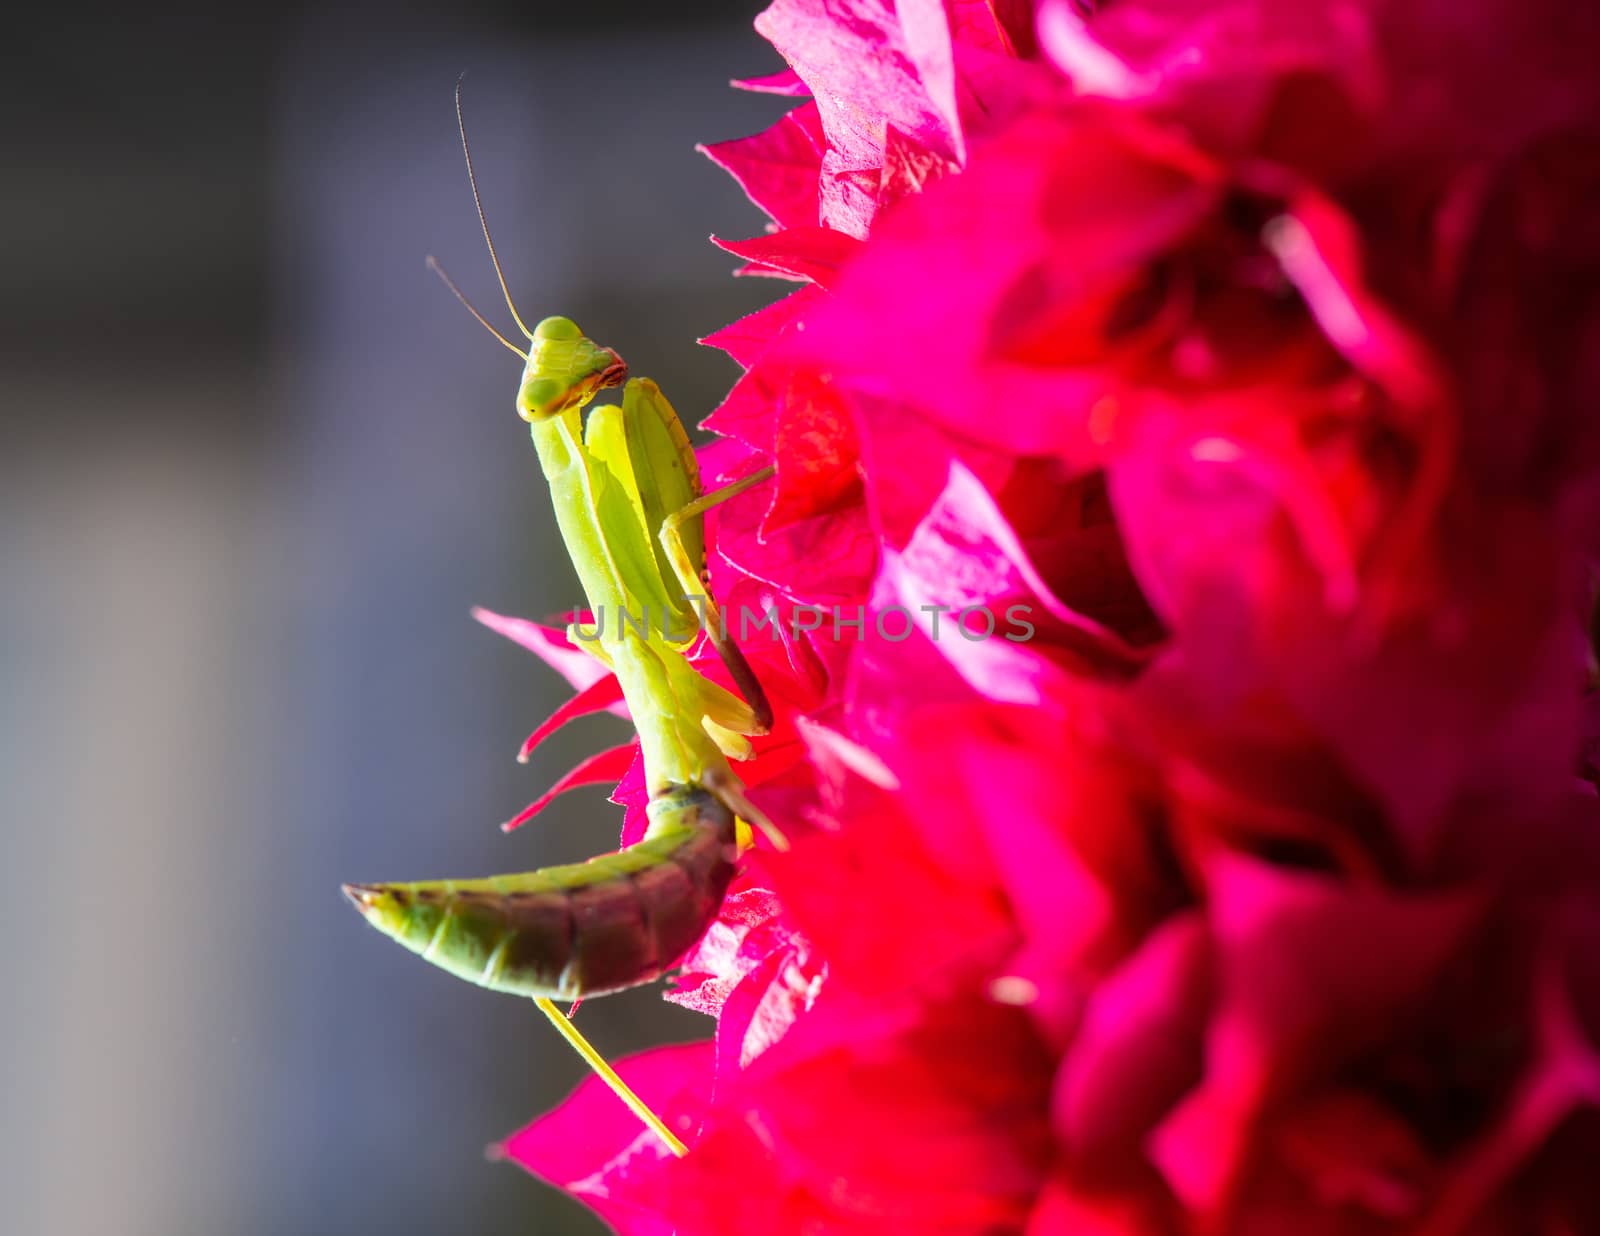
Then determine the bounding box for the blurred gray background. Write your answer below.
[1,5,788,1233]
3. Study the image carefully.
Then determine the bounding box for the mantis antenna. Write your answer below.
[426,255,528,361]
[454,75,535,341]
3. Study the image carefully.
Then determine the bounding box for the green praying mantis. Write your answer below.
[342,89,779,1156]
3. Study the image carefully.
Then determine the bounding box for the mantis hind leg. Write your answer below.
[657,467,790,852]
[533,997,688,1156]
[658,466,777,734]
[706,771,789,853]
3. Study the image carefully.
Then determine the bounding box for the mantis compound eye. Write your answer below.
[519,376,570,421]
[533,315,581,341]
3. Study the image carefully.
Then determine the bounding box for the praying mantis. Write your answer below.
[342,88,778,1155]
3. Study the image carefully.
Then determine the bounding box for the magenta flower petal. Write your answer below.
[698,101,826,230]
[713,931,821,1077]
[497,1040,715,1235]
[882,461,1157,705]
[768,375,863,531]
[699,362,779,450]
[1584,692,1600,785]
[1151,858,1482,1216]
[702,296,863,547]
[514,673,627,764]
[426,5,1600,1234]
[769,741,1017,995]
[711,226,863,287]
[786,108,1222,459]
[846,389,1022,549]
[1423,933,1600,1233]
[610,746,649,846]
[699,284,826,371]
[945,0,1035,58]
[665,887,792,1019]
[754,0,966,235]
[730,66,812,95]
[1265,194,1444,414]
[1054,915,1211,1174]
[1110,406,1588,845]
[844,566,992,747]
[1026,1171,1179,1236]
[877,124,958,200]
[709,470,877,609]
[665,990,1055,1234]
[471,606,614,694]
[499,742,637,833]
[1037,0,1381,154]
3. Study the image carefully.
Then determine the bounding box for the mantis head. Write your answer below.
[517,316,628,422]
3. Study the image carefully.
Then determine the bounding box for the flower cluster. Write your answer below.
[492,1,1600,1232]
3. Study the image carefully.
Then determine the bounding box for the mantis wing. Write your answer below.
[584,378,705,649]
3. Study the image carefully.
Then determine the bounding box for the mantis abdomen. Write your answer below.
[343,788,737,999]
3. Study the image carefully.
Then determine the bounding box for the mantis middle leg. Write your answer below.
[658,465,777,734]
